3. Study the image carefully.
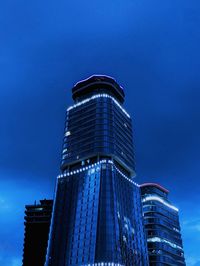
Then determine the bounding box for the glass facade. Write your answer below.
[61,93,134,175]
[45,75,149,266]
[140,183,186,266]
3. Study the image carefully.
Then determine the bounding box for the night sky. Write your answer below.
[1,0,200,265]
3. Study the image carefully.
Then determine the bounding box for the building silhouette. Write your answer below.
[22,199,53,266]
[140,183,186,265]
[45,75,149,266]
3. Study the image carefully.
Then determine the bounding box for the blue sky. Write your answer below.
[1,0,200,265]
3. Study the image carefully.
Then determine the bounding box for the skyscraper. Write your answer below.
[140,183,185,265]
[45,75,149,266]
[22,199,53,266]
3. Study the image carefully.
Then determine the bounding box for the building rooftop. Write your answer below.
[72,75,125,104]
[140,182,169,194]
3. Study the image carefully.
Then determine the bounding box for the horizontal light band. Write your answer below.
[142,196,179,212]
[67,94,130,118]
[58,160,138,187]
[147,237,183,250]
[82,263,124,266]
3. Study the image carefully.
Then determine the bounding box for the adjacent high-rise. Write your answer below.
[22,199,53,266]
[45,75,149,266]
[140,183,186,265]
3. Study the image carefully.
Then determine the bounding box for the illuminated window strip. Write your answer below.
[142,196,179,212]
[57,160,138,187]
[147,237,183,250]
[67,94,130,118]
[82,263,124,266]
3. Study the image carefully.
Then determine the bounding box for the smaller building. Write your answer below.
[140,183,185,266]
[22,199,53,266]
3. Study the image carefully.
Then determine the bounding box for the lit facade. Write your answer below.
[140,183,186,266]
[45,75,149,266]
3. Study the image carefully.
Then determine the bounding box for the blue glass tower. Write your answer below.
[140,183,186,265]
[45,75,149,266]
